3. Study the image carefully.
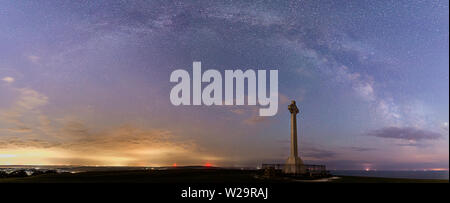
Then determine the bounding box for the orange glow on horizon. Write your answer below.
[428,168,448,171]
[204,162,212,167]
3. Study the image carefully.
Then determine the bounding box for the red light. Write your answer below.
[204,162,212,167]
[172,163,177,167]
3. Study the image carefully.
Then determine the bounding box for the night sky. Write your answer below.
[0,0,448,170]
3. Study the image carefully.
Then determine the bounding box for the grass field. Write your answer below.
[0,168,447,183]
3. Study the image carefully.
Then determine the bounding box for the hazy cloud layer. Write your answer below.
[2,77,14,83]
[302,147,338,160]
[348,147,376,152]
[0,86,218,166]
[367,127,442,141]
[0,124,209,166]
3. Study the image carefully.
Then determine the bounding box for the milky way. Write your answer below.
[0,1,448,170]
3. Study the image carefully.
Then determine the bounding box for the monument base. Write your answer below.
[283,156,305,174]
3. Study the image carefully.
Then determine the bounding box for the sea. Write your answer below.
[331,170,449,180]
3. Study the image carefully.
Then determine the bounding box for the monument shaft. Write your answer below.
[290,111,298,158]
[284,100,304,174]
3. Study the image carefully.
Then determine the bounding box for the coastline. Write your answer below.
[0,168,448,183]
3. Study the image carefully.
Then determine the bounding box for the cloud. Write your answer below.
[2,76,14,83]
[243,115,268,125]
[0,87,48,131]
[302,147,338,160]
[230,109,246,115]
[14,88,48,110]
[367,126,442,141]
[348,147,376,152]
[4,127,33,134]
[0,85,219,166]
[442,122,449,132]
[396,143,425,147]
[0,122,215,166]
[230,92,291,124]
[28,55,40,63]
[279,93,290,104]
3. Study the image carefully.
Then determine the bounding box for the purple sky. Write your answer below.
[0,0,448,170]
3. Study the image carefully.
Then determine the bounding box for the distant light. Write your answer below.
[365,168,370,171]
[429,168,448,171]
[172,163,177,167]
[204,162,212,167]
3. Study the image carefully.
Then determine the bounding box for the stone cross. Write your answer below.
[284,100,304,174]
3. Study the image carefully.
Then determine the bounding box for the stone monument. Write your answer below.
[283,100,305,174]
